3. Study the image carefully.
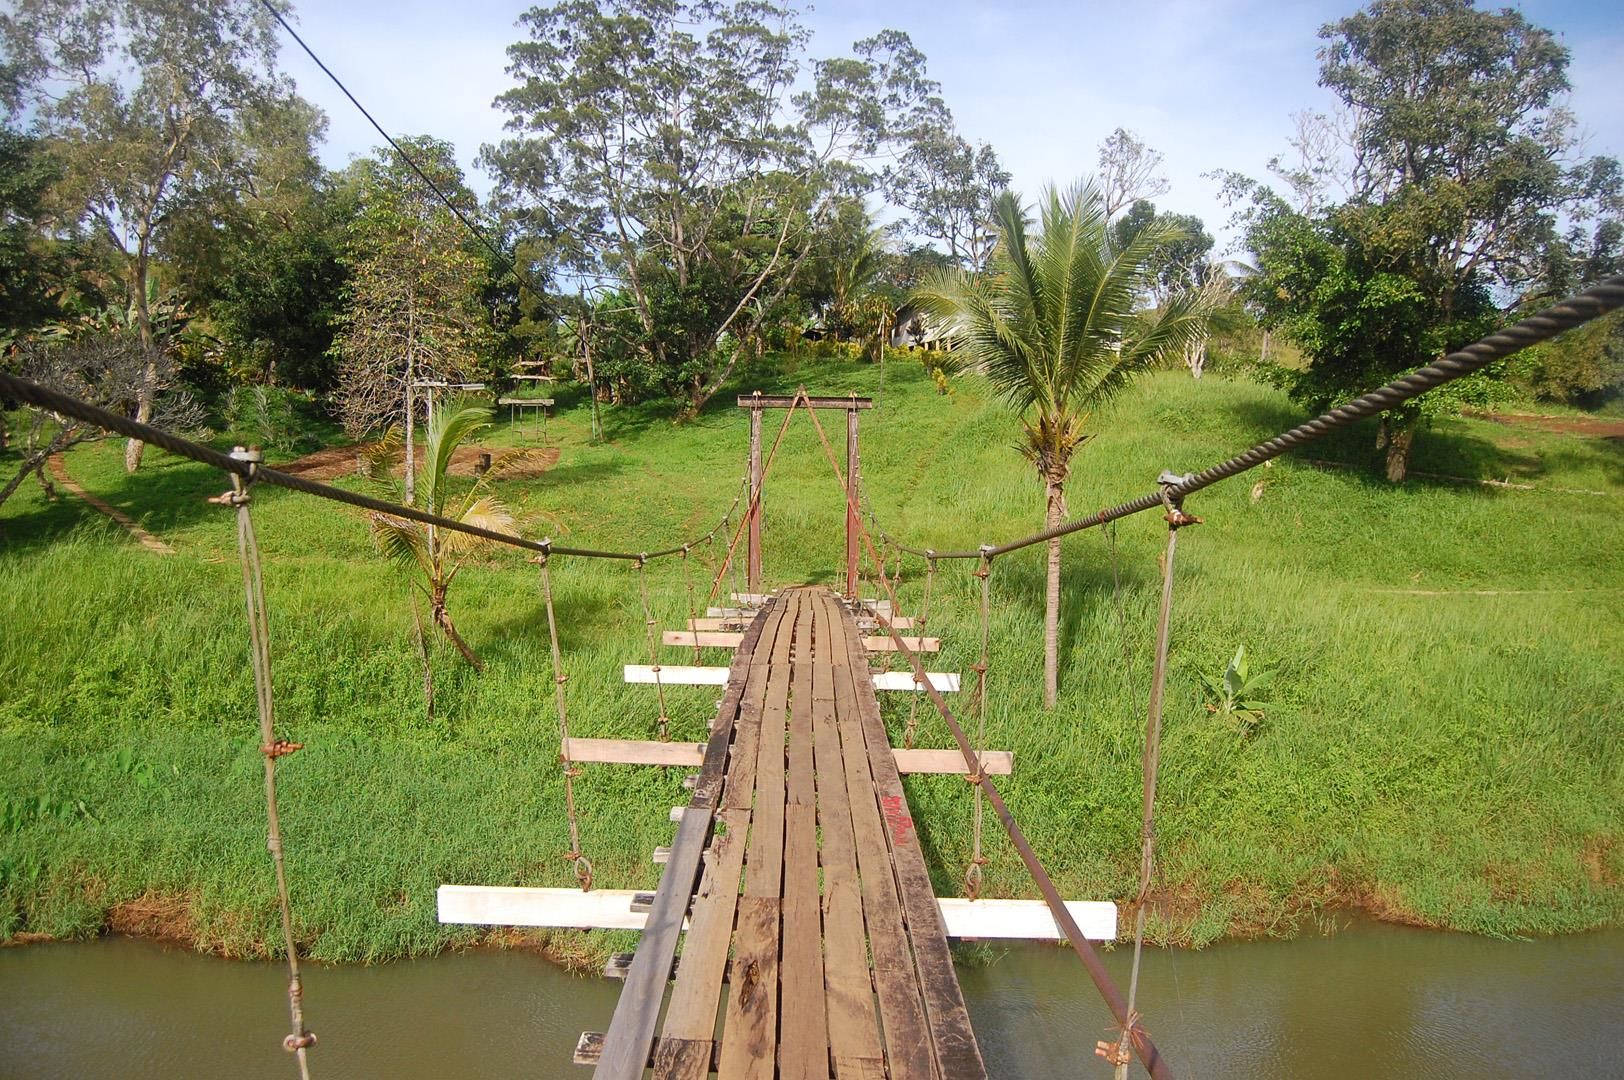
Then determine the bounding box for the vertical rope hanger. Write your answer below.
[964,548,994,901]
[636,555,672,741]
[903,553,937,749]
[679,544,702,662]
[1110,482,1201,1078]
[213,448,315,1077]
[537,549,593,891]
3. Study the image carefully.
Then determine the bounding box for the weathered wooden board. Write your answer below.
[662,630,744,649]
[565,737,1010,775]
[592,598,785,1080]
[870,671,960,692]
[836,599,986,1080]
[626,665,960,691]
[861,635,940,653]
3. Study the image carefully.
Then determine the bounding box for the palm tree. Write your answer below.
[914,181,1214,708]
[370,400,517,674]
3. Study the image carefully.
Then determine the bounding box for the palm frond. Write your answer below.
[441,494,518,560]
[370,513,433,578]
[419,400,493,514]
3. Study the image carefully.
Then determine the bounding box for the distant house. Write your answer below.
[888,303,950,351]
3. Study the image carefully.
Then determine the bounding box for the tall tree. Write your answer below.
[484,1,942,417]
[0,128,67,340]
[330,138,493,504]
[1,0,288,471]
[885,125,1010,270]
[914,182,1214,708]
[1097,127,1169,221]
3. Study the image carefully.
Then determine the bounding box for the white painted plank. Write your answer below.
[623,664,730,686]
[566,738,1008,775]
[705,607,756,618]
[729,592,773,605]
[937,899,1117,941]
[439,886,1114,940]
[870,670,960,692]
[437,886,684,931]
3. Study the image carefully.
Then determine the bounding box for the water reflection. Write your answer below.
[2,923,1620,1078]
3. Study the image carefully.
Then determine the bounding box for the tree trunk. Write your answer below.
[432,586,484,672]
[1043,476,1067,710]
[125,243,157,473]
[1384,420,1416,483]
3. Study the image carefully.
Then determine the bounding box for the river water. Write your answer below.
[2,924,1620,1078]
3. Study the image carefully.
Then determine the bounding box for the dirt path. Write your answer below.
[46,455,176,555]
[1473,411,1624,439]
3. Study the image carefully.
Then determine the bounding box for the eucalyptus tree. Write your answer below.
[484,1,946,416]
[915,183,1214,708]
[1,0,290,472]
[885,126,1010,270]
[330,138,493,504]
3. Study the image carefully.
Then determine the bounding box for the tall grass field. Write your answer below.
[2,357,1620,962]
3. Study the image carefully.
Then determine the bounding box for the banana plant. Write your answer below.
[1200,645,1273,734]
[370,400,517,673]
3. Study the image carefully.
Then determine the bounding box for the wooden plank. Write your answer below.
[729,592,775,604]
[568,738,706,766]
[706,606,756,617]
[624,664,730,686]
[724,592,795,813]
[861,636,941,653]
[820,593,936,1080]
[936,898,1117,940]
[809,598,884,1071]
[716,896,781,1079]
[871,671,960,692]
[663,630,744,649]
[436,886,676,931]
[565,738,1007,775]
[687,617,747,631]
[837,602,987,1080]
[656,808,750,1078]
[593,599,783,1080]
[779,599,827,1079]
[892,748,1012,776]
[579,1034,721,1071]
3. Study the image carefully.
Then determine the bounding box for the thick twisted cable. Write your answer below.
[0,371,738,563]
[865,275,1624,560]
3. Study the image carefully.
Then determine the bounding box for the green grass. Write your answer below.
[1,356,1620,962]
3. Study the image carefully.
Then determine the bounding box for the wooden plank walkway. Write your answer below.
[586,587,988,1079]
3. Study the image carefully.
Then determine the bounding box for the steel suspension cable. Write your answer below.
[859,275,1624,560]
[538,553,593,890]
[215,449,315,1076]
[0,373,743,565]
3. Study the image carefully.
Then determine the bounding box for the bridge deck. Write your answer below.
[590,587,987,1079]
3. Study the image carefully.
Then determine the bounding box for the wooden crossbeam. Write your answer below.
[663,630,939,652]
[736,394,872,410]
[625,664,958,691]
[566,737,1010,775]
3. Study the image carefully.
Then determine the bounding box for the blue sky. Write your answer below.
[276,0,1624,250]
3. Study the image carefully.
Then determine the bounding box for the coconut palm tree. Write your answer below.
[914,181,1214,708]
[370,400,516,674]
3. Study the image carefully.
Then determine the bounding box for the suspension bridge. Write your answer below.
[1,274,1619,1080]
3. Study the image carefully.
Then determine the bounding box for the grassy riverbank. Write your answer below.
[2,359,1621,962]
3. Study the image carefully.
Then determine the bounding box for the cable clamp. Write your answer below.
[284,1032,317,1053]
[261,739,304,759]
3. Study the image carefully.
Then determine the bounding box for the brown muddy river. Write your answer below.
[2,923,1620,1078]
